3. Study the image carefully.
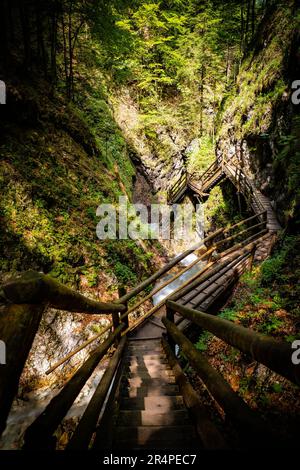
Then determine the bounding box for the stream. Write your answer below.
[152,253,206,306]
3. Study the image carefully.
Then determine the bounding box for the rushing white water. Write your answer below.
[0,364,106,450]
[152,253,205,306]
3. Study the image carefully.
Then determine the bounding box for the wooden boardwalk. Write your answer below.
[168,158,281,235]
[4,158,287,452]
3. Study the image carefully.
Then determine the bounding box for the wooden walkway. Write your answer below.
[1,157,288,452]
[224,162,281,232]
[168,158,281,235]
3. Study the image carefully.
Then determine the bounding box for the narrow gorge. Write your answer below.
[0,0,299,458]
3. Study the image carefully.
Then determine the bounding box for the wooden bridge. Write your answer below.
[0,157,295,450]
[167,157,281,233]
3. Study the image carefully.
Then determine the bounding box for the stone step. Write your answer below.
[120,395,184,412]
[118,410,190,427]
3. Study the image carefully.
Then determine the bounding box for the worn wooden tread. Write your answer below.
[120,384,180,398]
[120,395,185,412]
[124,364,172,374]
[122,376,177,387]
[118,410,191,426]
[115,425,197,447]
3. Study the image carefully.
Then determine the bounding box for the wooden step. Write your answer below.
[125,369,175,380]
[114,425,197,449]
[118,410,190,426]
[124,354,167,362]
[121,376,177,387]
[127,343,162,351]
[124,356,169,366]
[124,364,172,375]
[120,384,180,398]
[120,395,184,411]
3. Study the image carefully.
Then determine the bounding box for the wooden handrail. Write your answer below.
[170,244,255,302]
[121,226,266,335]
[117,228,224,304]
[223,210,266,233]
[44,216,266,373]
[1,270,126,314]
[162,317,275,447]
[215,220,266,248]
[67,336,127,450]
[23,323,125,450]
[166,301,300,386]
[162,338,226,449]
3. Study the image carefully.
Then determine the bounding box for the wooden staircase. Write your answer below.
[1,165,293,451]
[167,157,282,236]
[113,339,198,450]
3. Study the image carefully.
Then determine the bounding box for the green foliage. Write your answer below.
[272,383,283,393]
[219,308,238,321]
[186,136,215,177]
[195,331,213,351]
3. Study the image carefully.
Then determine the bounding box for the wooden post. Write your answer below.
[237,191,242,214]
[166,305,176,353]
[112,311,120,344]
[0,302,45,437]
[118,286,128,330]
[249,245,256,271]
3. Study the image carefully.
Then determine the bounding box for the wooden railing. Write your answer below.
[223,160,266,217]
[163,301,300,447]
[192,160,223,194]
[167,171,188,204]
[0,272,126,438]
[0,210,268,447]
[167,153,269,224]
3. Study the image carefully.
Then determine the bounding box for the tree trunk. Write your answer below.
[19,0,31,70]
[251,0,256,39]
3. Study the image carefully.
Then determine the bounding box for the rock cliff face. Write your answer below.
[111,91,188,194]
[217,2,300,227]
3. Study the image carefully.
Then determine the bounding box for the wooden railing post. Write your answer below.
[166,305,176,353]
[249,245,256,271]
[118,286,129,330]
[0,302,45,437]
[112,311,120,344]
